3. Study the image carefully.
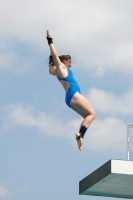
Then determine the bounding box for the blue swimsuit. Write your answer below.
[56,68,81,108]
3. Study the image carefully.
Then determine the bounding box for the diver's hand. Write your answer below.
[46,30,51,38]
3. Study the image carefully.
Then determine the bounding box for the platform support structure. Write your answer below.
[79,124,133,199]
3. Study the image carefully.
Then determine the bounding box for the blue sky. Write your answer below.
[0,0,133,199]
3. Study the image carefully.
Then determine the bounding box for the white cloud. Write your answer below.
[87,88,133,115]
[0,185,9,198]
[0,0,133,74]
[85,117,126,150]
[1,103,127,151]
[69,116,126,151]
[0,41,33,74]
[1,103,75,138]
[0,178,27,197]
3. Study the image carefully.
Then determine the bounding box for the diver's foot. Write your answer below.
[75,133,84,151]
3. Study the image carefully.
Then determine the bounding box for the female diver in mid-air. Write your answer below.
[46,30,96,151]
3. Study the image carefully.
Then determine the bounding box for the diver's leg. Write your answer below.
[71,107,86,150]
[70,93,96,150]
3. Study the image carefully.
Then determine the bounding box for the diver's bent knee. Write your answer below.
[85,112,96,120]
[92,112,96,120]
[90,112,96,121]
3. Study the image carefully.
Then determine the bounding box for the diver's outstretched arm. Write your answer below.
[46,30,62,68]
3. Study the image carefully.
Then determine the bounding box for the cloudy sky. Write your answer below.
[0,0,133,199]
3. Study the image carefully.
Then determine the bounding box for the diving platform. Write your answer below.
[79,159,133,199]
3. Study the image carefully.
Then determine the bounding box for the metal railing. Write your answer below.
[127,124,133,161]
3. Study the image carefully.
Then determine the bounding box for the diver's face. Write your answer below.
[63,59,71,68]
